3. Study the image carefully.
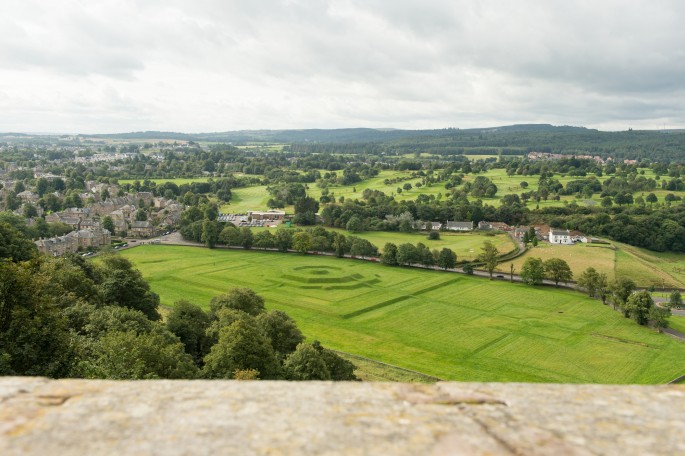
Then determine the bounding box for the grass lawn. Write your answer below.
[498,240,685,288]
[320,228,516,261]
[668,316,685,335]
[498,242,616,281]
[121,245,685,384]
[614,242,685,289]
[220,185,272,214]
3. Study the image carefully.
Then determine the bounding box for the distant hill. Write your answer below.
[77,124,592,144]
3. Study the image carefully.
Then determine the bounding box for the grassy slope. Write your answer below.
[497,240,685,288]
[122,245,685,384]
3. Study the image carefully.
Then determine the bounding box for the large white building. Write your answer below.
[549,229,573,245]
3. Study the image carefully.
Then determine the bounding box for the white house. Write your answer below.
[445,221,473,232]
[549,229,573,245]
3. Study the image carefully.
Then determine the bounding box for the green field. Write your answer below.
[498,241,685,288]
[247,227,516,262]
[121,245,685,384]
[322,229,516,261]
[221,185,271,214]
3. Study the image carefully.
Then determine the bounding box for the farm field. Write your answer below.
[121,245,685,383]
[498,242,617,281]
[246,226,516,261]
[498,241,685,288]
[220,185,272,214]
[319,228,516,261]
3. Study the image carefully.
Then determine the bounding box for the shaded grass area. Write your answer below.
[122,245,685,384]
[335,352,440,383]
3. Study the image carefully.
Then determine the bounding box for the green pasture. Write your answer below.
[121,245,685,383]
[498,240,685,288]
[220,185,272,214]
[499,242,616,281]
[321,229,516,261]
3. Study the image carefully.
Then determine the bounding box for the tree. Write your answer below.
[210,287,265,317]
[219,225,243,246]
[427,231,440,240]
[98,255,161,321]
[610,277,637,314]
[478,241,499,279]
[543,258,573,286]
[135,208,148,221]
[166,300,212,365]
[649,306,670,332]
[256,310,304,358]
[283,343,331,380]
[201,220,221,249]
[253,230,275,249]
[102,216,115,235]
[293,196,319,226]
[313,340,357,380]
[202,316,281,379]
[292,231,312,254]
[668,290,683,309]
[77,328,198,379]
[346,215,363,233]
[0,222,37,262]
[381,242,398,265]
[577,267,601,297]
[0,261,74,377]
[349,237,378,257]
[520,257,545,285]
[396,243,418,266]
[332,232,347,257]
[274,228,293,252]
[437,248,457,270]
[36,177,48,197]
[240,227,253,249]
[646,192,658,206]
[624,290,653,325]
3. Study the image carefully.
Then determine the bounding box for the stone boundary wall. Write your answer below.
[1,377,683,455]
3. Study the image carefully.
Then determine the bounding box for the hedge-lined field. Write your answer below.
[121,245,685,383]
[498,241,685,288]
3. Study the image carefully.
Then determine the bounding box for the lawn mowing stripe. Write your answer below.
[341,296,412,319]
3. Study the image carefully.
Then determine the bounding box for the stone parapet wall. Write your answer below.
[1,377,683,455]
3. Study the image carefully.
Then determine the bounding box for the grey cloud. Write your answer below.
[1,0,685,132]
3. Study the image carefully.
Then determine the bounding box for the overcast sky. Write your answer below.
[1,0,684,133]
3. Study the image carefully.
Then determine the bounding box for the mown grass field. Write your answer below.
[248,227,516,262]
[668,316,685,335]
[321,229,516,261]
[121,245,685,384]
[498,241,685,288]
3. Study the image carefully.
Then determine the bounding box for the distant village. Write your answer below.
[0,170,184,257]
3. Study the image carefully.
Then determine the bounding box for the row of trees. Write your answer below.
[519,257,573,286]
[0,224,355,381]
[380,242,457,270]
[575,268,672,331]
